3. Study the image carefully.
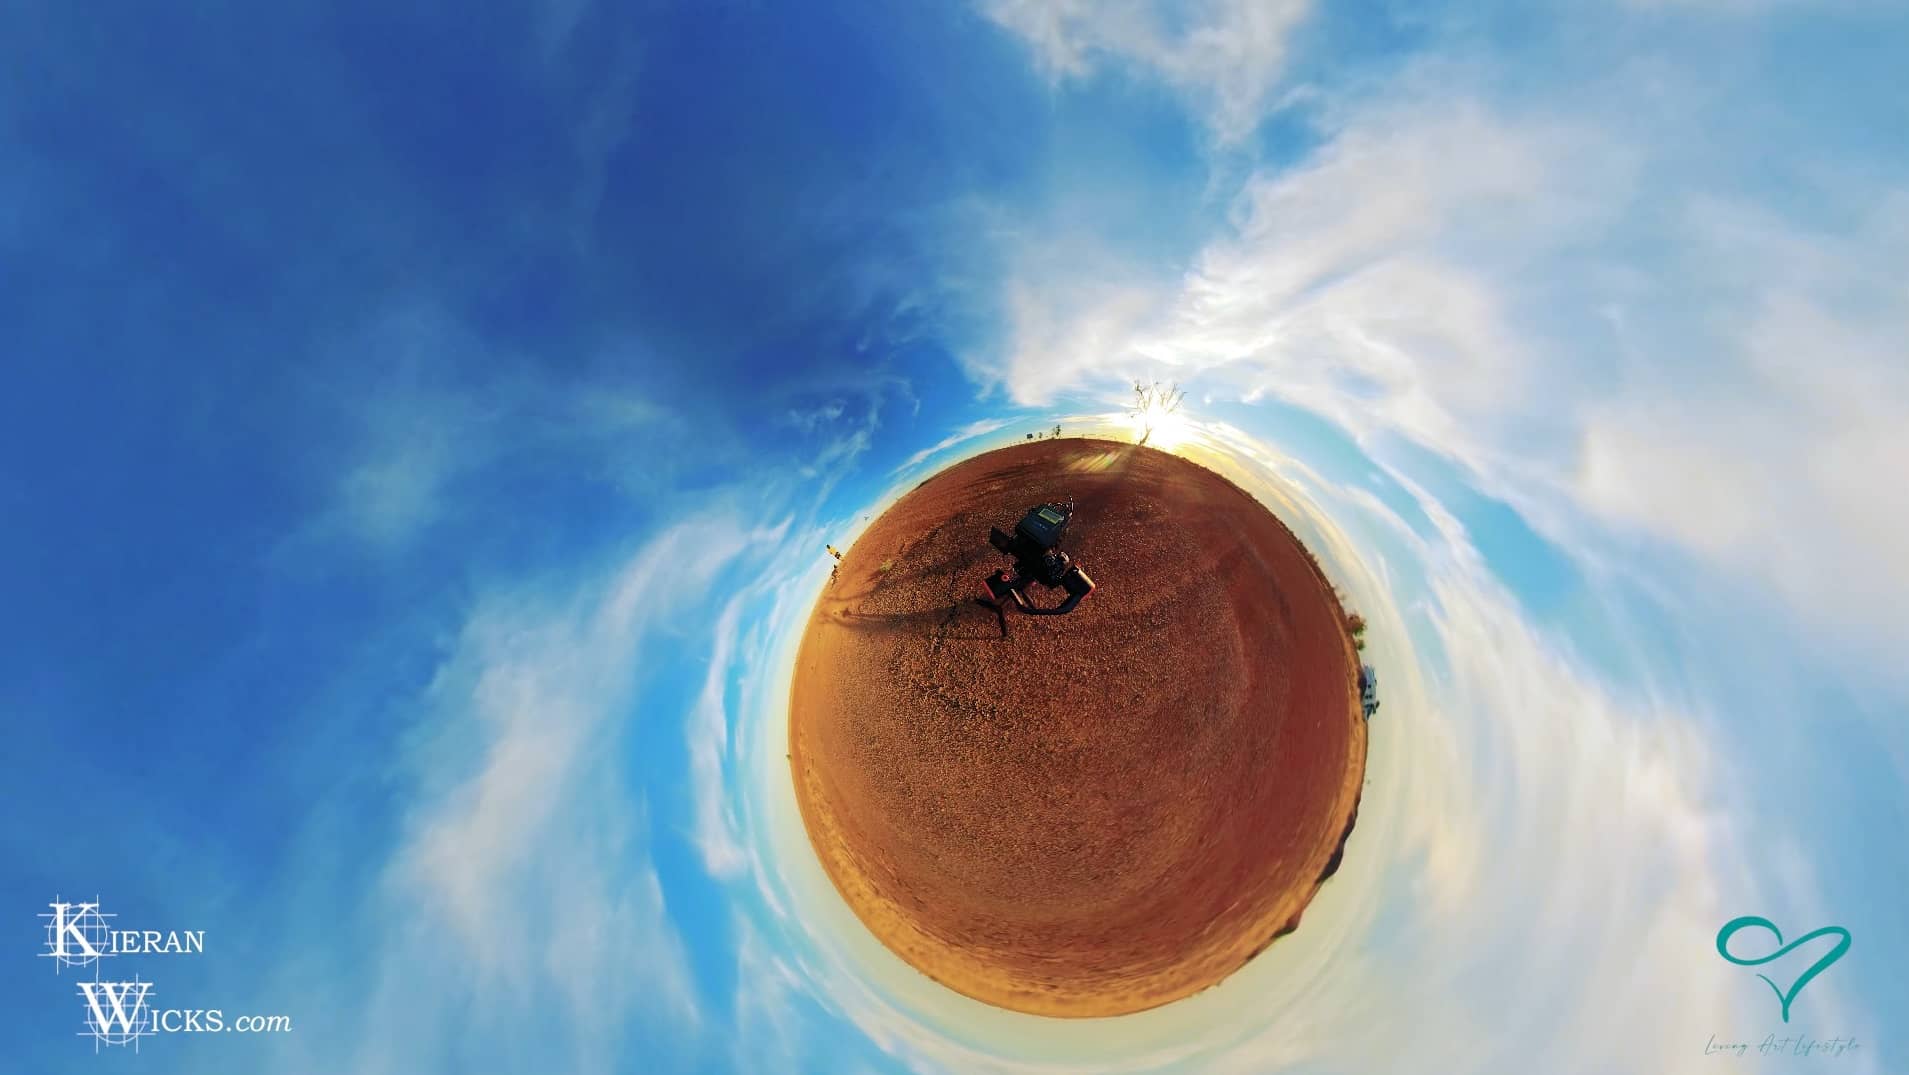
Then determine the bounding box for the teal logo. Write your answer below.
[1716,916,1851,1023]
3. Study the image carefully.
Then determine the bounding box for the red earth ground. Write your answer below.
[788,438,1366,1018]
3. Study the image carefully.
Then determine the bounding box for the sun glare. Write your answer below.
[1134,400,1193,451]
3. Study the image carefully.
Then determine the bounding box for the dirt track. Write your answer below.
[789,438,1366,1017]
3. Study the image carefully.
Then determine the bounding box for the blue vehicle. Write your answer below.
[1359,664,1380,719]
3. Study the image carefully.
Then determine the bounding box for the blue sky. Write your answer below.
[3,1,1905,1072]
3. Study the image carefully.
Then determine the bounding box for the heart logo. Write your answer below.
[1716,916,1852,1023]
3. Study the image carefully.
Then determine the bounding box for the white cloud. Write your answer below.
[786,398,850,432]
[691,595,751,878]
[891,417,1016,473]
[804,427,873,473]
[966,61,1909,665]
[1274,500,1762,1072]
[1574,193,1909,659]
[301,509,790,1073]
[313,312,683,553]
[981,0,1314,142]
[337,419,458,548]
[730,914,809,1072]
[793,387,906,503]
[1618,0,1825,10]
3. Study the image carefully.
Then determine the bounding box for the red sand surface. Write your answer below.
[789,439,1365,1017]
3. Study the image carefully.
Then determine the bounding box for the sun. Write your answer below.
[1130,406,1191,452]
[1126,380,1193,451]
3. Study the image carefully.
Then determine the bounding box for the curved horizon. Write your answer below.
[3,3,1902,1073]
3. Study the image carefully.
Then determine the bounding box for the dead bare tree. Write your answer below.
[1130,380,1185,446]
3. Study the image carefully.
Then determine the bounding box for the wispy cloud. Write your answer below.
[981,0,1315,142]
[890,417,1015,473]
[287,508,796,1074]
[690,595,751,878]
[336,414,460,549]
[729,914,809,1072]
[785,398,850,433]
[308,308,686,554]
